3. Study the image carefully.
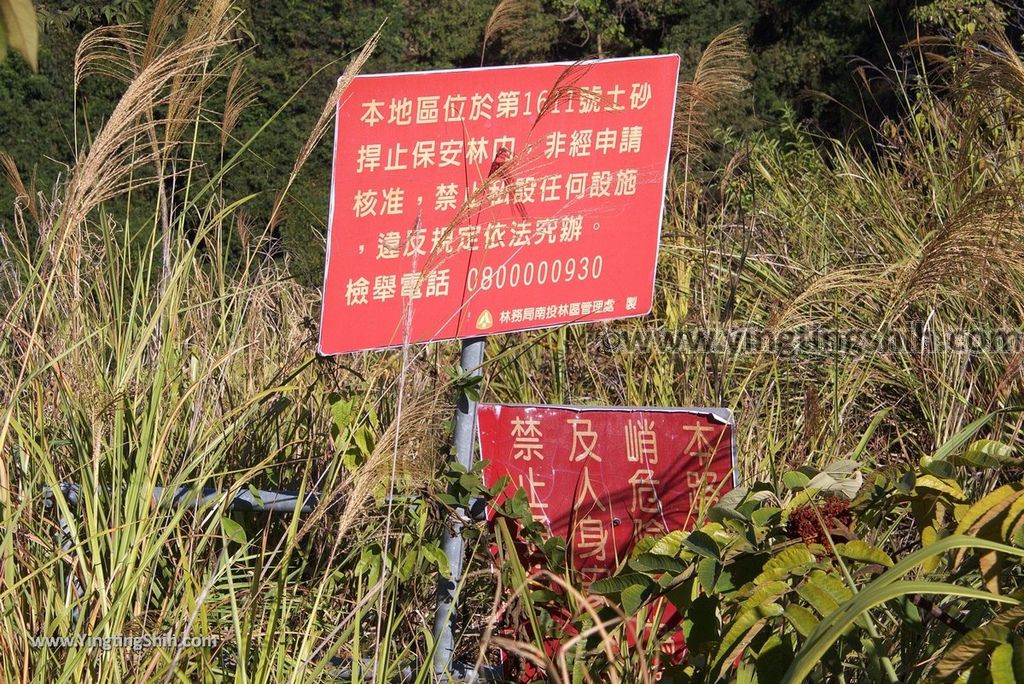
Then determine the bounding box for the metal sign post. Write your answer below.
[432,336,485,679]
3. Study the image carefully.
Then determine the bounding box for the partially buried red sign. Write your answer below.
[477,404,736,581]
[319,55,680,355]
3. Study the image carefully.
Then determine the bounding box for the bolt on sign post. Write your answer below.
[318,55,680,679]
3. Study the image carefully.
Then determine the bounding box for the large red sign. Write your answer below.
[477,404,735,581]
[319,56,680,355]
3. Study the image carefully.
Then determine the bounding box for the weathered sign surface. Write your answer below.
[319,55,680,354]
[477,404,735,580]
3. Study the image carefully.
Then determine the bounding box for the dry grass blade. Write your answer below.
[74,25,146,87]
[0,151,37,223]
[964,31,1024,103]
[676,25,751,221]
[530,61,595,132]
[267,28,381,231]
[64,0,239,237]
[480,0,535,66]
[142,0,190,67]
[221,58,258,149]
[904,192,1024,303]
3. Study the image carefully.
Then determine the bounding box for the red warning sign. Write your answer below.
[319,55,680,355]
[477,404,735,581]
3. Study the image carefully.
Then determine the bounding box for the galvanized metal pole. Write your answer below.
[432,336,485,680]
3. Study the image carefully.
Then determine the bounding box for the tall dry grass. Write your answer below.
[4,6,1024,681]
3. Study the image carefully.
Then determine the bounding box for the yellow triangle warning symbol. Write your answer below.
[475,309,493,330]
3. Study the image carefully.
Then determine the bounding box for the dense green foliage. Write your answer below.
[3,0,1002,282]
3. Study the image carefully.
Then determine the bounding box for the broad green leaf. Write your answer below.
[757,545,817,583]
[752,506,782,527]
[650,530,685,557]
[756,634,795,684]
[808,570,856,610]
[630,552,686,574]
[783,471,811,491]
[698,557,719,594]
[991,642,1016,684]
[682,530,721,561]
[709,486,769,522]
[916,474,966,500]
[714,602,784,678]
[621,583,647,616]
[589,572,653,596]
[933,624,1012,682]
[954,485,1024,577]
[990,604,1024,631]
[529,589,561,603]
[220,517,247,545]
[631,536,658,557]
[420,543,451,579]
[797,577,842,618]
[922,525,943,573]
[783,604,818,638]
[685,594,720,649]
[715,486,750,511]
[924,458,957,479]
[1000,494,1024,542]
[822,459,859,474]
[957,439,1019,469]
[716,552,770,594]
[1012,636,1024,682]
[800,459,862,499]
[835,540,894,567]
[955,485,1024,536]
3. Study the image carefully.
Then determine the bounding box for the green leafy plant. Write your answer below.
[487,428,1024,683]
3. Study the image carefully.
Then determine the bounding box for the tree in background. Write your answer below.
[1,0,1020,283]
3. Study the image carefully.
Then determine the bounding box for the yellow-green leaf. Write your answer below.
[220,517,247,545]
[1001,494,1024,543]
[958,440,1019,469]
[783,603,818,638]
[835,540,894,567]
[916,474,965,500]
[991,642,1016,684]
[0,0,38,72]
[933,624,1012,681]
[980,551,1002,595]
[651,530,685,557]
[922,525,942,573]
[956,485,1024,535]
[755,545,818,584]
[954,485,1024,570]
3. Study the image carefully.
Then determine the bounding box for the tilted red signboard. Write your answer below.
[477,404,735,581]
[319,55,680,354]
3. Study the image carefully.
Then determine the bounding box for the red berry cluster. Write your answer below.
[785,496,853,547]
